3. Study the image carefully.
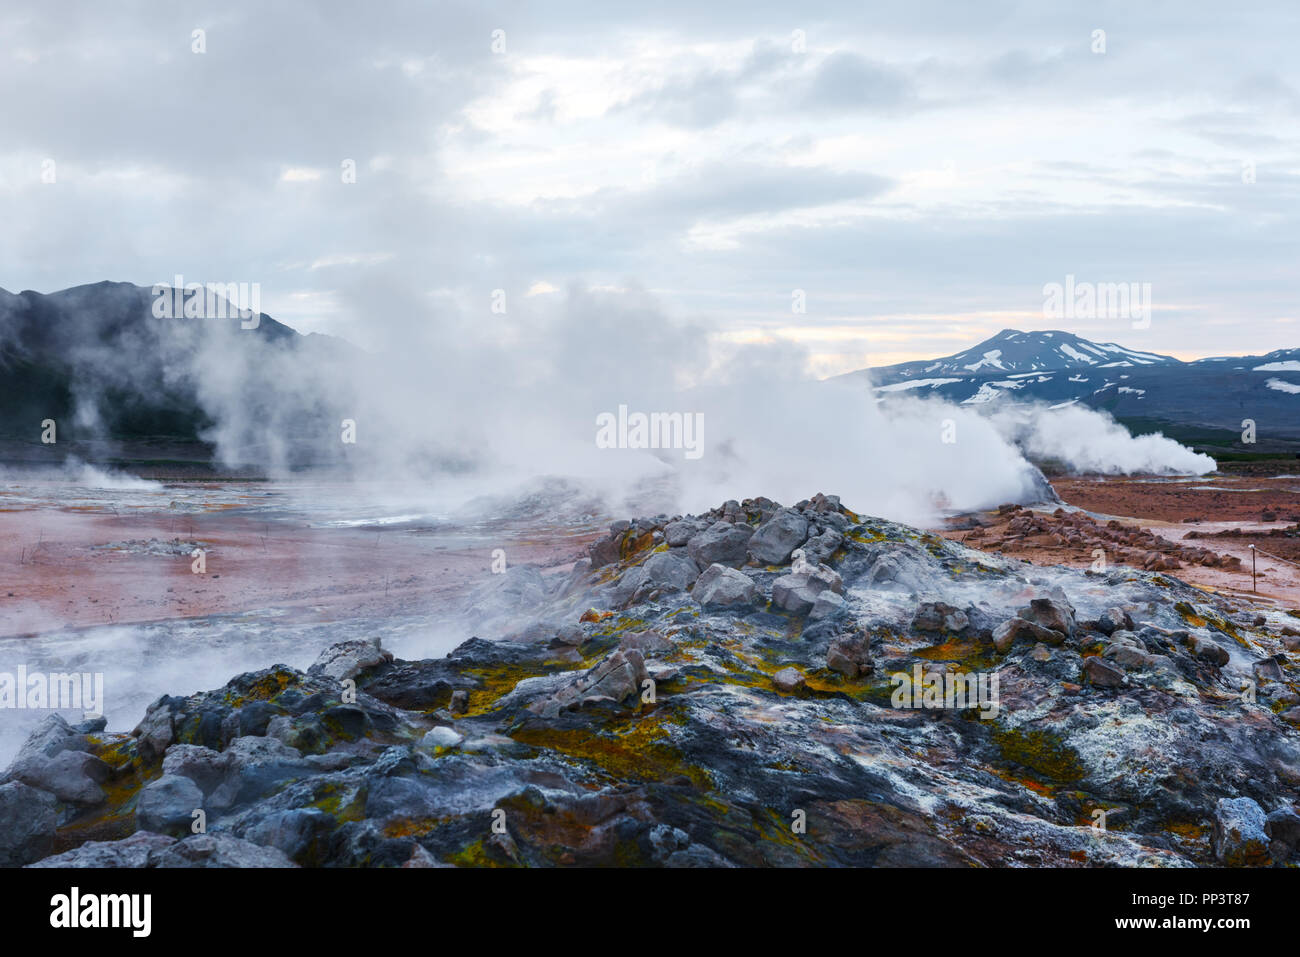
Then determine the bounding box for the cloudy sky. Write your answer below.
[2,0,1297,374]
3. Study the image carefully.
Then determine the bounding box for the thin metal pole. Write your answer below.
[1250,545,1256,592]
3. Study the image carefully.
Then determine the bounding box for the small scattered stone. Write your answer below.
[772,667,806,694]
[1212,797,1270,866]
[1081,656,1126,688]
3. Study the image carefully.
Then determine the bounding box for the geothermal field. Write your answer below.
[3,445,1300,872]
[3,6,1299,937]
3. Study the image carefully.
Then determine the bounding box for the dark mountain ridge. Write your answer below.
[0,281,358,471]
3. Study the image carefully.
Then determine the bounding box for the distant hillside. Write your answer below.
[840,329,1300,452]
[0,281,359,471]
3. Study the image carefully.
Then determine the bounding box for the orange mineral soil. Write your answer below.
[0,481,603,639]
[935,472,1300,607]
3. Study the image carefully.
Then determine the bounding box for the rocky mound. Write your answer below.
[961,504,1243,572]
[5,493,1300,867]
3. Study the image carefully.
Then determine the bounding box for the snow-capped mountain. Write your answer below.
[839,330,1300,446]
[870,329,1179,380]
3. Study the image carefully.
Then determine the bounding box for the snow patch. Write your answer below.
[1265,378,1300,394]
[962,350,1005,372]
[874,377,962,393]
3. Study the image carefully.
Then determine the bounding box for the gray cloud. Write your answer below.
[1,0,1297,365]
[800,52,917,112]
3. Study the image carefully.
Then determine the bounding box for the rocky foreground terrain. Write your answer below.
[4,493,1300,867]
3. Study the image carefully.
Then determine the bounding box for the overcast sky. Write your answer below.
[2,0,1297,374]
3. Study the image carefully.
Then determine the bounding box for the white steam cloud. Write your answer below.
[18,282,1215,525]
[984,402,1216,476]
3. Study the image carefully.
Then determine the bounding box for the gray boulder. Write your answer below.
[148,833,298,868]
[11,749,109,806]
[771,575,820,615]
[808,564,844,595]
[1104,642,1159,671]
[161,744,230,796]
[771,563,843,616]
[0,781,56,866]
[132,699,177,763]
[1187,633,1230,666]
[136,774,204,836]
[235,808,334,863]
[809,591,846,621]
[612,549,701,605]
[772,667,806,694]
[1015,595,1076,638]
[639,550,701,591]
[207,736,309,809]
[663,519,703,547]
[1081,656,1126,688]
[1212,797,1270,866]
[913,602,969,633]
[582,648,649,705]
[747,508,809,564]
[7,714,88,768]
[691,564,757,608]
[826,634,873,678]
[1096,607,1134,635]
[421,726,464,749]
[800,529,843,565]
[686,522,754,568]
[993,617,1064,652]
[527,648,649,719]
[1265,806,1300,856]
[28,831,175,868]
[309,637,392,682]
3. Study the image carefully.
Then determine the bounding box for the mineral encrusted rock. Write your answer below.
[8,492,1300,868]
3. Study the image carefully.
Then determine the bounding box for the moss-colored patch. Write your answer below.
[802,668,891,705]
[308,781,366,823]
[460,661,555,717]
[1165,819,1208,842]
[383,815,450,839]
[992,726,1085,787]
[619,530,656,559]
[590,615,650,638]
[511,710,710,789]
[91,735,138,771]
[914,638,997,670]
[224,668,297,706]
[845,526,887,545]
[1174,601,1207,628]
[445,837,512,868]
